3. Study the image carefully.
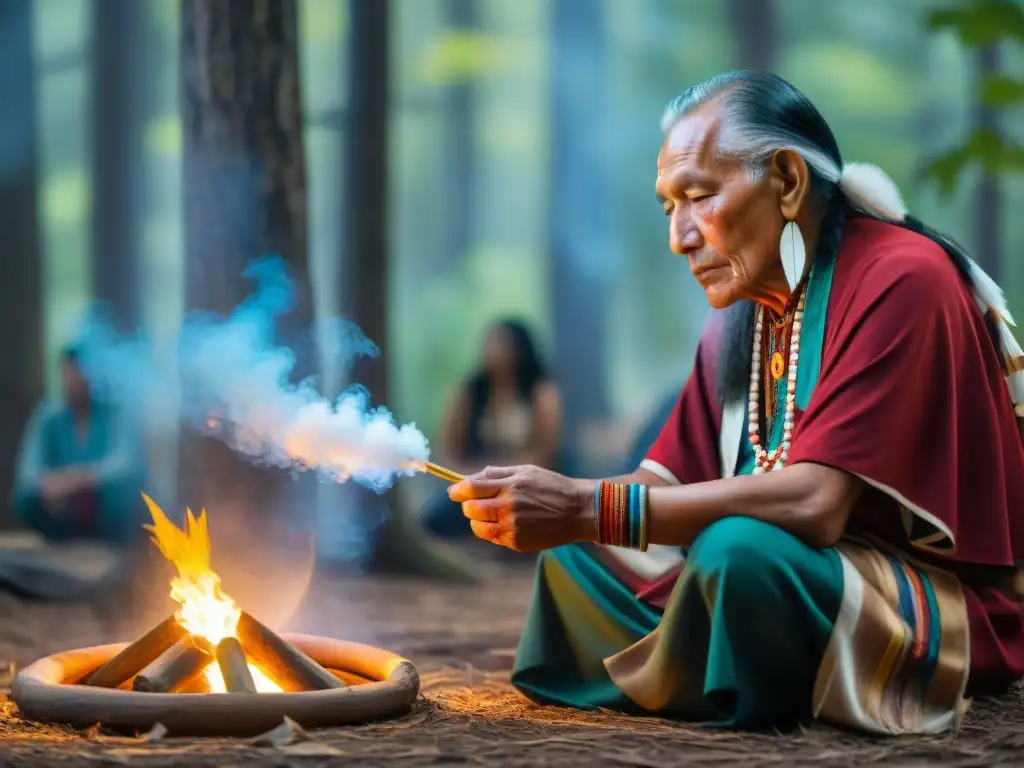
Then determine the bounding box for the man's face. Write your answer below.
[655,104,788,309]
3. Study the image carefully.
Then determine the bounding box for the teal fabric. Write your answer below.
[796,255,836,410]
[12,400,147,544]
[512,260,843,726]
[736,259,834,475]
[512,543,660,712]
[512,518,844,727]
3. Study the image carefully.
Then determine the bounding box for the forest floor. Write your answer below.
[0,547,1021,767]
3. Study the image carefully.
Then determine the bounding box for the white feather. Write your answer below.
[839,162,908,222]
[1008,370,1024,405]
[965,257,1016,327]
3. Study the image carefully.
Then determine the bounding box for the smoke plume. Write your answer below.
[75,257,429,492]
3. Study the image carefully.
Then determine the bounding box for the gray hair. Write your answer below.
[686,73,1022,421]
[660,71,843,197]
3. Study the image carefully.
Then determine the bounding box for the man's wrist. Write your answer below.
[571,479,599,543]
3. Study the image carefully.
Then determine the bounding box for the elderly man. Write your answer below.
[448,71,1024,734]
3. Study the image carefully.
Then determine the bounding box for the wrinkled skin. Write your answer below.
[449,465,593,551]
[452,99,820,552]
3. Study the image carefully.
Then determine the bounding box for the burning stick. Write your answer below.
[236,612,344,692]
[83,615,186,688]
[215,637,256,693]
[133,638,212,693]
[413,461,464,484]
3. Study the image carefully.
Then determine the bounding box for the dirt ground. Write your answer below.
[0,553,1022,767]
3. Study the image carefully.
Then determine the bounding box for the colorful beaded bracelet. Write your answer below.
[593,482,648,551]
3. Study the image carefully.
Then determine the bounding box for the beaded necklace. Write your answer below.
[748,284,807,473]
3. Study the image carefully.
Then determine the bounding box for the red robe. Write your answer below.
[643,217,1024,690]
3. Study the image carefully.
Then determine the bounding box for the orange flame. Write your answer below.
[142,493,281,693]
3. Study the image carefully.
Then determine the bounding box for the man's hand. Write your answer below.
[448,465,596,551]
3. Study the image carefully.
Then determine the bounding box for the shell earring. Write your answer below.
[780,220,806,291]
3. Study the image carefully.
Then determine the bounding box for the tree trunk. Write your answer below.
[725,0,776,71]
[549,0,612,462]
[342,0,395,565]
[0,0,43,529]
[438,0,476,271]
[90,0,149,329]
[342,0,389,405]
[344,0,477,581]
[972,44,1001,280]
[179,0,316,624]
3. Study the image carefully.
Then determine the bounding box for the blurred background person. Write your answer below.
[11,344,147,546]
[420,319,562,538]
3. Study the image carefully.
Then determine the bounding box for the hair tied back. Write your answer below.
[839,162,908,222]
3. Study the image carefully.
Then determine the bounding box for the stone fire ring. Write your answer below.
[12,633,421,737]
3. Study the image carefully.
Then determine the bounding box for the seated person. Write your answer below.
[12,344,146,546]
[421,319,561,538]
[448,72,1024,734]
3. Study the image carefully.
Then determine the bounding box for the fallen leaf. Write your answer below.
[142,722,168,742]
[249,716,310,747]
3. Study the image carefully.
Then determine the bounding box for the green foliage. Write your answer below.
[419,30,510,86]
[980,74,1024,107]
[926,0,1024,46]
[923,1,1024,194]
[925,127,1024,194]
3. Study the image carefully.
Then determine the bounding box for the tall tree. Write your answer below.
[344,0,476,580]
[549,0,612,459]
[725,0,777,71]
[972,43,1002,279]
[179,0,316,622]
[439,0,476,271]
[90,0,150,329]
[0,0,43,528]
[342,0,389,405]
[342,0,397,567]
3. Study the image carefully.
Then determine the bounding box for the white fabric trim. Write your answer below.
[600,544,684,581]
[814,549,967,735]
[812,552,873,728]
[852,472,956,551]
[638,459,681,485]
[719,399,745,479]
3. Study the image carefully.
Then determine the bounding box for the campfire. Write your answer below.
[12,493,419,735]
[82,495,344,695]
